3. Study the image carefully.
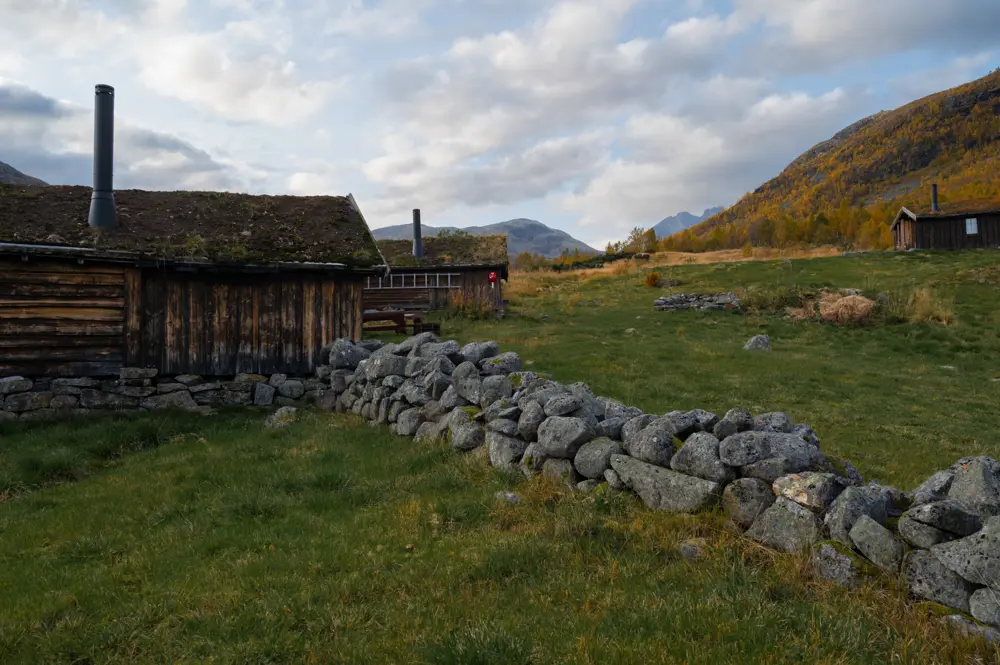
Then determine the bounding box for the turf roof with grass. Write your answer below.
[0,185,384,268]
[377,234,509,268]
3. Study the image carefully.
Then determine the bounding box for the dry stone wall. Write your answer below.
[328,333,1000,643]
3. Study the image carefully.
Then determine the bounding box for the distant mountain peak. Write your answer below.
[371,218,597,258]
[0,160,48,186]
[653,206,724,238]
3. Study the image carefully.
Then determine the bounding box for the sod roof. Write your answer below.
[0,185,384,268]
[377,235,509,268]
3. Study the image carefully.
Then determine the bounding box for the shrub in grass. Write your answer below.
[644,272,662,288]
[442,291,495,321]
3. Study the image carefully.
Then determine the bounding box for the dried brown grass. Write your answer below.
[818,292,875,325]
[907,287,954,325]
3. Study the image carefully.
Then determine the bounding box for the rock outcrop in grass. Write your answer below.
[330,332,1000,640]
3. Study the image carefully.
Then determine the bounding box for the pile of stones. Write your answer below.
[0,370,331,420]
[327,332,1000,642]
[653,292,741,312]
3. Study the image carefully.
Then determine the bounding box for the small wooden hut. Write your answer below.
[891,185,1000,250]
[0,185,386,378]
[365,234,509,312]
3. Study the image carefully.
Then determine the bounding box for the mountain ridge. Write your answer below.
[653,207,724,237]
[677,68,1000,249]
[372,218,598,257]
[0,160,48,187]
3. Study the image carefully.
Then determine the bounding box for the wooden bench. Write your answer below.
[362,310,441,335]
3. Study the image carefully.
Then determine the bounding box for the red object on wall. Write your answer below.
[488,271,497,283]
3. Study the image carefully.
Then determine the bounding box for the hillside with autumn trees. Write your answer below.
[661,67,1000,252]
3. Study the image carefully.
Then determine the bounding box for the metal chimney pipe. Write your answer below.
[931,183,940,213]
[412,208,423,258]
[88,84,117,230]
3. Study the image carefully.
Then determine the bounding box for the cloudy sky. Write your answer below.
[0,0,997,248]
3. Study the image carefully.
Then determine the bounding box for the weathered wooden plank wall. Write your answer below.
[0,259,125,377]
[1,258,365,377]
[132,270,363,376]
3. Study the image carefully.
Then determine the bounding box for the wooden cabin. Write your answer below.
[365,234,509,312]
[0,185,387,378]
[891,185,1000,251]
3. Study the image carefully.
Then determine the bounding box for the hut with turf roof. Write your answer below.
[891,184,1000,251]
[365,210,509,312]
[0,184,387,378]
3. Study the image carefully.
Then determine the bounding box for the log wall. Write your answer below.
[0,258,365,378]
[0,259,126,377]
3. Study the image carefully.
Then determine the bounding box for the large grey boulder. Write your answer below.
[536,416,595,459]
[970,588,1000,628]
[438,385,470,411]
[812,542,870,589]
[544,394,583,417]
[898,513,956,549]
[942,615,1000,646]
[740,457,797,484]
[517,401,545,442]
[487,431,528,471]
[688,408,720,432]
[909,470,955,507]
[602,399,644,422]
[487,419,519,437]
[723,478,776,530]
[265,406,298,428]
[609,455,722,514]
[519,443,548,479]
[396,331,438,355]
[824,485,890,546]
[746,498,823,553]
[754,412,793,433]
[452,362,482,404]
[480,375,514,409]
[849,514,904,572]
[931,517,1000,590]
[670,432,735,484]
[904,550,976,612]
[665,411,699,440]
[418,340,464,364]
[140,391,198,411]
[0,376,32,395]
[574,438,624,480]
[542,459,576,485]
[422,370,452,400]
[451,423,486,452]
[621,414,657,446]
[791,423,821,447]
[722,407,754,432]
[566,383,603,418]
[4,392,53,412]
[947,456,1000,517]
[772,472,846,513]
[330,339,370,369]
[366,355,407,381]
[907,499,983,537]
[595,416,626,440]
[396,408,425,436]
[625,424,676,468]
[480,352,522,376]
[743,335,771,351]
[460,341,499,366]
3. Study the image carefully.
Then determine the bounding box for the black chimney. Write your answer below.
[931,183,940,213]
[88,84,116,230]
[412,208,423,258]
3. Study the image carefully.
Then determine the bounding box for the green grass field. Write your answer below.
[2,249,1000,663]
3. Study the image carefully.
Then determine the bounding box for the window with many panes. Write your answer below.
[966,218,979,235]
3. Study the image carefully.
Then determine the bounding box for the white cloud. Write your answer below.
[0,78,245,190]
[560,86,861,235]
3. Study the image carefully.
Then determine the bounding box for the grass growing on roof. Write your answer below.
[1,410,997,663]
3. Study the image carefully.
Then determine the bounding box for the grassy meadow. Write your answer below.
[442,248,1000,490]
[2,248,1000,663]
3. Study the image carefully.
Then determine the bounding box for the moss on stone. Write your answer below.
[816,540,881,577]
[510,374,523,388]
[459,406,482,417]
